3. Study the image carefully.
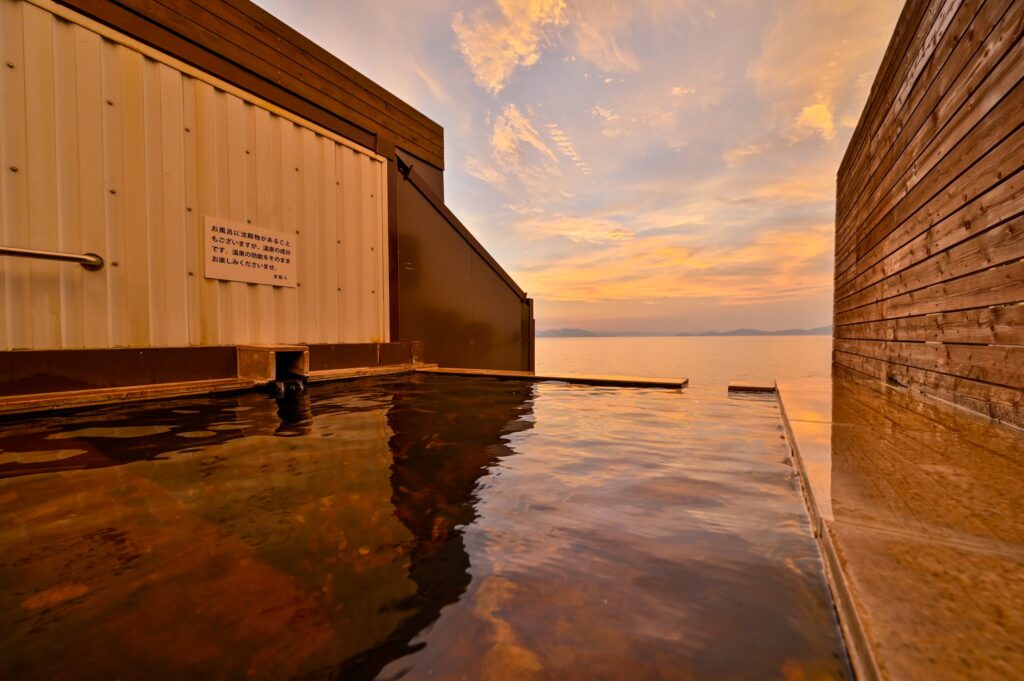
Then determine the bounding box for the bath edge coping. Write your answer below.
[775,380,883,681]
[416,367,688,389]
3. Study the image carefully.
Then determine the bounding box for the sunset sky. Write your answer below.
[255,0,904,332]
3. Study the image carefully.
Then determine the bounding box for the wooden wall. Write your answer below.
[833,0,1023,426]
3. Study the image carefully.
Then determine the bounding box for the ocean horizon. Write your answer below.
[537,335,833,387]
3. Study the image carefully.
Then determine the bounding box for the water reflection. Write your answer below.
[378,381,849,681]
[275,392,314,435]
[0,375,846,680]
[0,375,535,679]
[824,366,1024,680]
[335,376,536,679]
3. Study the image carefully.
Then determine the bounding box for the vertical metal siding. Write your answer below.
[0,0,388,350]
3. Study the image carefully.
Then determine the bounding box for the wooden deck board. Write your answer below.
[416,367,688,389]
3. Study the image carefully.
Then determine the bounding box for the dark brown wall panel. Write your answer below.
[0,347,238,396]
[470,258,527,370]
[395,165,533,371]
[307,342,416,370]
[834,0,1024,427]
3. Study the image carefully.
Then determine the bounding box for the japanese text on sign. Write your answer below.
[204,217,297,288]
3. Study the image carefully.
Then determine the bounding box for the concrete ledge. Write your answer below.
[777,374,1024,680]
[777,380,879,681]
[417,367,687,389]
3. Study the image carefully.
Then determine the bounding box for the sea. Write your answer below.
[536,335,833,387]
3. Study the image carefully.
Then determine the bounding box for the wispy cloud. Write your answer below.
[255,0,902,332]
[515,214,632,243]
[465,104,569,213]
[451,0,717,94]
[545,123,590,174]
[521,224,834,305]
[452,0,567,94]
[570,2,641,73]
[722,143,769,168]
[748,0,900,143]
[793,100,837,140]
[492,104,558,163]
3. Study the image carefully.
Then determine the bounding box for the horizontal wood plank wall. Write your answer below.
[834,0,1024,426]
[0,0,388,350]
[55,0,444,169]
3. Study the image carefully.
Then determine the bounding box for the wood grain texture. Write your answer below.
[835,0,1024,426]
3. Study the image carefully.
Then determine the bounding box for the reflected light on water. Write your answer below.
[0,373,847,679]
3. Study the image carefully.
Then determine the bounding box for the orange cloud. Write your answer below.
[794,100,836,141]
[748,0,902,142]
[520,225,833,305]
[722,143,770,167]
[514,214,632,243]
[492,104,558,163]
[570,2,641,73]
[466,104,568,206]
[452,0,567,94]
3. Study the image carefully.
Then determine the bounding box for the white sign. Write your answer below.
[204,217,297,288]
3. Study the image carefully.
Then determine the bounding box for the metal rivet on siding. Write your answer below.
[184,127,191,133]
[296,283,301,287]
[371,290,375,294]
[188,271,194,276]
[186,207,192,212]
[246,219,252,224]
[111,261,120,267]
[337,287,341,292]
[335,181,340,186]
[295,230,300,234]
[109,189,117,195]
[294,167,299,172]
[106,99,114,106]
[370,247,374,251]
[8,166,17,173]
[336,240,341,244]
[5,61,14,68]
[245,150,250,155]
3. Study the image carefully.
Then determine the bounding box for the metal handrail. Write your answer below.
[0,246,104,271]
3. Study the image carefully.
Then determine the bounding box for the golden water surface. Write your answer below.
[0,372,847,680]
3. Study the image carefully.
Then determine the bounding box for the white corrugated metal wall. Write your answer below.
[0,0,389,351]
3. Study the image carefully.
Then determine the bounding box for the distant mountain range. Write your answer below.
[536,326,832,338]
[678,326,833,337]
